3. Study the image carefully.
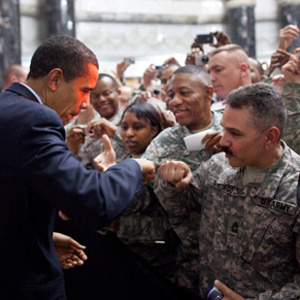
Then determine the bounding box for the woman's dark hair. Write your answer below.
[120,102,163,137]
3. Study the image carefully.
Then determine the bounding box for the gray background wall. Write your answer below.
[16,0,300,77]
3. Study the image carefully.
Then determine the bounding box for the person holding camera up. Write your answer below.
[156,82,300,300]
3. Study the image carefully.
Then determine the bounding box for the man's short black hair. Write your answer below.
[28,35,98,81]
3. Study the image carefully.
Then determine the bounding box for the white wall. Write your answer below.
[20,0,281,77]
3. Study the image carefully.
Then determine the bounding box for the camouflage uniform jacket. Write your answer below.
[140,111,222,291]
[155,142,300,299]
[143,111,222,173]
[282,82,300,155]
[75,109,179,283]
[78,128,179,282]
[116,184,180,284]
[78,132,129,169]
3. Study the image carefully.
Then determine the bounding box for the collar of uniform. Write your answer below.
[208,142,295,199]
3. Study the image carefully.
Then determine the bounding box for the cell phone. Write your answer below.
[124,57,135,65]
[81,125,94,136]
[196,34,214,44]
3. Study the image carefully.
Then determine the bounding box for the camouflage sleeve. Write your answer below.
[126,85,145,106]
[78,136,128,170]
[142,135,169,166]
[154,172,203,291]
[78,137,105,170]
[282,82,300,155]
[154,172,202,250]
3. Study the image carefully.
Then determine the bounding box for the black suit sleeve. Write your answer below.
[20,106,142,229]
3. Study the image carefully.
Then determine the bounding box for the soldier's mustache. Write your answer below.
[221,146,233,156]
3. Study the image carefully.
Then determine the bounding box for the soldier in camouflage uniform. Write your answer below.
[142,65,222,292]
[85,102,180,285]
[76,73,126,168]
[281,53,300,155]
[110,103,180,284]
[156,83,300,299]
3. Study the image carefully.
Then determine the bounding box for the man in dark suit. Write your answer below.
[0,35,155,299]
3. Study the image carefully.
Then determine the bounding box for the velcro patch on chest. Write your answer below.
[260,198,297,215]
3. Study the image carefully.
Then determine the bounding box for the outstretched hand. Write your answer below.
[278,24,299,50]
[116,57,131,78]
[53,232,87,269]
[214,280,244,300]
[159,160,193,189]
[93,134,116,172]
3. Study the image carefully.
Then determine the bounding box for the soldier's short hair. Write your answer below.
[208,44,250,69]
[172,65,212,87]
[225,83,287,138]
[208,43,244,57]
[28,35,98,82]
[98,73,118,90]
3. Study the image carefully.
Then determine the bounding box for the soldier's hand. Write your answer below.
[66,125,86,154]
[278,24,299,50]
[88,118,118,139]
[214,279,244,300]
[210,31,232,48]
[282,54,300,83]
[270,49,291,70]
[163,56,180,66]
[159,160,193,188]
[143,65,158,88]
[202,131,223,154]
[116,57,131,78]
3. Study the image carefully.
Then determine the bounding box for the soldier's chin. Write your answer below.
[226,156,241,168]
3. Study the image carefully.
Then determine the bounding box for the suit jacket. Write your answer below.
[0,83,142,299]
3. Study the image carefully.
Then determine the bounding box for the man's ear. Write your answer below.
[10,75,18,83]
[47,68,64,91]
[240,62,249,75]
[264,126,281,150]
[204,85,214,103]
